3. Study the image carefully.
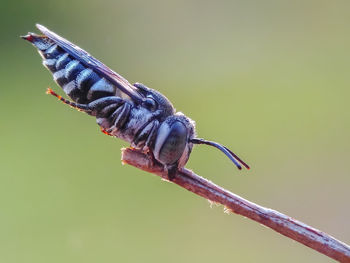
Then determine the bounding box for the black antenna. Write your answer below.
[190,138,250,170]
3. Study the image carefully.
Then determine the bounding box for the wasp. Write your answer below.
[22,24,249,179]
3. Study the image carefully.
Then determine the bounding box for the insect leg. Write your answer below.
[46,88,90,112]
[87,96,125,116]
[166,165,178,181]
[96,100,132,133]
[100,127,114,136]
[110,103,132,130]
[145,120,160,148]
[133,119,160,148]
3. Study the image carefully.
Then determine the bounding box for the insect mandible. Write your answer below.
[22,24,249,180]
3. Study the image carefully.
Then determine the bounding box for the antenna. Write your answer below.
[190,138,250,170]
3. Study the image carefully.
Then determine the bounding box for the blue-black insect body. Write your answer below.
[22,24,249,179]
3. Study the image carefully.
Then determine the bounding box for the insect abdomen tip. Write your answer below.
[21,34,34,42]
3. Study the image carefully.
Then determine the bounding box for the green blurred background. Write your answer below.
[1,0,349,262]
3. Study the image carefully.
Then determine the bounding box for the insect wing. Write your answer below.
[36,24,144,104]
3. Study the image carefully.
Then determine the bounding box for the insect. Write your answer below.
[22,24,249,180]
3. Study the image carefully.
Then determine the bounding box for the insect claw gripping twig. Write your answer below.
[46,88,90,112]
[100,127,113,136]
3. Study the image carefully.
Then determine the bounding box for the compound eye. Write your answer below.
[154,120,188,166]
[143,97,158,111]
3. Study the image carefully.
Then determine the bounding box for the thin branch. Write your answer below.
[122,147,350,263]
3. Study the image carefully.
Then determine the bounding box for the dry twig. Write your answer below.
[121,147,350,263]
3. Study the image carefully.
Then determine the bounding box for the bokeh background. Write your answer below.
[1,0,349,262]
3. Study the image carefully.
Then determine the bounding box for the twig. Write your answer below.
[122,147,350,263]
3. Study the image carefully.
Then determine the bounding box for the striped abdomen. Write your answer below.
[25,34,170,153]
[31,36,116,104]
